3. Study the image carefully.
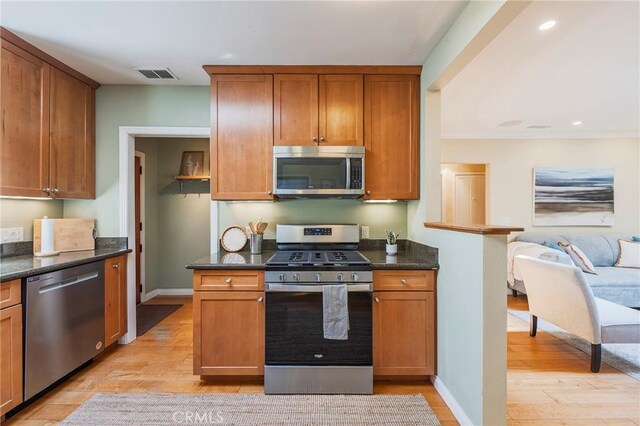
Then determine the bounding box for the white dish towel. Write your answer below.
[322,284,349,340]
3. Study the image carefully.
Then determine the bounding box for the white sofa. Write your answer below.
[510,233,640,307]
[515,255,640,372]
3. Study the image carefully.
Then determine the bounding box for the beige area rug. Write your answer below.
[61,393,441,425]
[510,309,640,380]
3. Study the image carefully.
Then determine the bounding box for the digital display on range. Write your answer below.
[303,227,332,236]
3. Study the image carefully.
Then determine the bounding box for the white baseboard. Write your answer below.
[140,289,159,302]
[141,288,192,301]
[431,375,474,426]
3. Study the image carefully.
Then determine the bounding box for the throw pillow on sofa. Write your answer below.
[559,242,598,274]
[542,241,564,252]
[615,239,640,269]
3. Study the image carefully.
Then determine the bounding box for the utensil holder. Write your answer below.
[250,233,263,255]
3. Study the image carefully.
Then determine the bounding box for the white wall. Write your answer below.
[442,138,640,234]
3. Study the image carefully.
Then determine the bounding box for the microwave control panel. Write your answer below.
[350,159,363,189]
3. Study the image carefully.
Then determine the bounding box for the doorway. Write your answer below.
[441,163,487,225]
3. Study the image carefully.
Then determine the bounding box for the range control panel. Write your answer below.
[303,227,333,236]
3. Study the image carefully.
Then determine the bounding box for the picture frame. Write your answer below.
[179,151,205,176]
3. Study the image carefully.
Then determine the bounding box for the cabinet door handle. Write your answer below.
[400,279,407,285]
[374,297,380,303]
[51,188,59,194]
[112,264,119,269]
[319,136,326,142]
[366,190,371,195]
[257,296,264,303]
[267,191,272,195]
[225,278,232,284]
[312,137,318,142]
[43,187,51,194]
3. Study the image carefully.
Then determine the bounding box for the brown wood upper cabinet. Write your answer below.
[210,74,273,200]
[105,255,127,347]
[274,74,363,146]
[0,29,97,199]
[364,75,419,200]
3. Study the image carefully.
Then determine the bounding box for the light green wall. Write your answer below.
[219,200,407,240]
[64,85,211,236]
[0,199,63,240]
[136,137,211,291]
[63,84,408,244]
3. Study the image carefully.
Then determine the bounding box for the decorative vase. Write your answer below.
[386,244,398,256]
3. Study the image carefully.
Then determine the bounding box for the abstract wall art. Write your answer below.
[533,167,614,226]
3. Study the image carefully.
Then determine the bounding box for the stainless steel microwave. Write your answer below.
[273,146,365,198]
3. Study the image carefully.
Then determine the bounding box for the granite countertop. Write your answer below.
[186,240,438,271]
[0,248,132,282]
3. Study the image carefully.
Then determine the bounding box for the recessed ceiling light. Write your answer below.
[572,121,583,126]
[538,20,556,31]
[499,120,523,127]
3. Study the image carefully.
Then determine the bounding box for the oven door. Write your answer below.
[265,284,372,366]
[273,146,364,198]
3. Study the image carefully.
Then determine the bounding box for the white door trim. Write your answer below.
[118,126,212,344]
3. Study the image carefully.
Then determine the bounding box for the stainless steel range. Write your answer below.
[264,224,373,395]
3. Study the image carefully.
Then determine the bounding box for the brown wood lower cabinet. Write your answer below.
[105,255,127,347]
[373,270,435,377]
[0,302,23,415]
[193,289,265,376]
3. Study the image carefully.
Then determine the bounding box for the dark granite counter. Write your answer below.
[187,251,276,270]
[0,248,132,282]
[186,240,438,271]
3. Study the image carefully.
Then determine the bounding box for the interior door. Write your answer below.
[135,155,142,304]
[453,173,486,225]
[274,74,318,146]
[319,74,363,146]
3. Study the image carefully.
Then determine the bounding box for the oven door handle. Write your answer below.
[266,283,372,293]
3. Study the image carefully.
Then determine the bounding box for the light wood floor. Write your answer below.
[4,295,639,425]
[3,296,457,425]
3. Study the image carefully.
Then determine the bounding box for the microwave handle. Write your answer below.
[346,158,351,190]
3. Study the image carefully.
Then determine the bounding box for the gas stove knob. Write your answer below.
[292,273,299,282]
[316,273,322,283]
[351,273,359,282]
[337,273,344,282]
[279,273,286,282]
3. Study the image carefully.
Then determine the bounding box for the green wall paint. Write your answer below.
[64,85,211,236]
[136,137,210,291]
[63,84,408,244]
[219,200,406,240]
[0,199,63,240]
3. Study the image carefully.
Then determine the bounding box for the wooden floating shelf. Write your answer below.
[173,176,210,192]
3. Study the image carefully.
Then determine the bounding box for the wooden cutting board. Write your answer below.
[33,218,96,254]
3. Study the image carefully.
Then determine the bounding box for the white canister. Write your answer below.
[386,244,398,256]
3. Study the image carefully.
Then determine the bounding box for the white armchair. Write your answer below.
[515,255,640,372]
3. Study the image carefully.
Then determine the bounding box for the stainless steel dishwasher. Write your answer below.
[25,261,105,400]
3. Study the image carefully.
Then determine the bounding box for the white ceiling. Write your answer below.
[442,1,640,139]
[1,1,467,86]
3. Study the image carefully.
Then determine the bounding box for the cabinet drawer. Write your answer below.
[0,279,21,309]
[194,270,264,291]
[373,270,434,291]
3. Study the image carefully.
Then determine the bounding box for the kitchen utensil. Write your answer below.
[257,222,268,234]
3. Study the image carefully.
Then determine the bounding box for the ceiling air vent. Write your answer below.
[136,67,178,80]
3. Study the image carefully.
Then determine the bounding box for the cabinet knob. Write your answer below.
[400,279,407,285]
[225,278,232,284]
[374,297,380,303]
[51,188,59,193]
[366,190,371,195]
[112,264,119,269]
[267,191,272,195]
[319,137,326,142]
[257,296,264,303]
[312,137,318,142]
[43,187,51,193]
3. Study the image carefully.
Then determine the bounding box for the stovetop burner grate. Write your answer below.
[267,250,370,266]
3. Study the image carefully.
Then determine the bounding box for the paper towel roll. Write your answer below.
[41,217,55,254]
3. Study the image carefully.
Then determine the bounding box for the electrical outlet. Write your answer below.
[0,227,24,243]
[361,226,370,239]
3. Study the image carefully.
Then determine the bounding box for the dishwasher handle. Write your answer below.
[38,272,100,294]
